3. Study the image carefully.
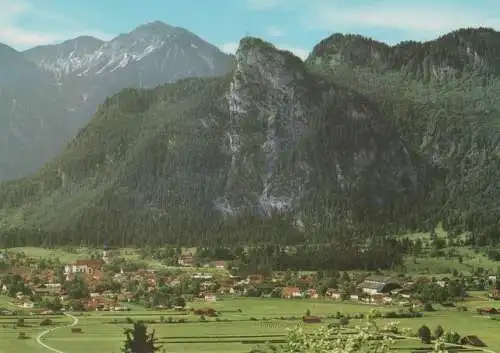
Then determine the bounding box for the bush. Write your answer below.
[40,318,52,326]
[71,327,82,333]
[339,317,349,326]
[17,332,28,339]
[423,302,435,312]
[443,330,461,344]
[16,318,25,327]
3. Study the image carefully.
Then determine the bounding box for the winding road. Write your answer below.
[36,312,79,353]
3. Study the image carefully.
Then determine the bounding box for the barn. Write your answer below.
[360,276,402,295]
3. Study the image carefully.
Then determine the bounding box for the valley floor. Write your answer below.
[1,296,499,353]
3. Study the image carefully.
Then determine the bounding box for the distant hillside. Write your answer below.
[0,21,233,181]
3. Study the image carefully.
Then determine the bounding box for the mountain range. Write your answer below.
[0,26,500,247]
[0,21,233,180]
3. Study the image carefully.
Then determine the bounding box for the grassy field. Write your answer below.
[1,297,499,353]
[9,247,92,264]
[10,235,498,276]
[400,227,499,275]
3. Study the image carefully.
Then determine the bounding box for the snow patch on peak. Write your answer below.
[24,26,208,78]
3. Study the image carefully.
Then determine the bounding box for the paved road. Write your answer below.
[36,313,79,353]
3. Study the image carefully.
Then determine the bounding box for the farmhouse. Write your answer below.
[246,274,264,284]
[476,307,498,315]
[307,289,319,299]
[302,315,322,323]
[460,335,487,347]
[282,287,302,299]
[359,276,402,295]
[204,293,218,302]
[214,261,227,269]
[326,288,343,300]
[178,253,194,267]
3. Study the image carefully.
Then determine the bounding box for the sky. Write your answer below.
[1,0,500,59]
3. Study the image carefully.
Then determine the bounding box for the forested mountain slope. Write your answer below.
[1,28,500,247]
[306,27,500,244]
[0,37,419,247]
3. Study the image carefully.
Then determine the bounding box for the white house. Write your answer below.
[22,301,34,309]
[204,293,218,302]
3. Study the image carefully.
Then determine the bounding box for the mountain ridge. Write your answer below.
[0,36,427,246]
[0,21,234,181]
[307,27,500,80]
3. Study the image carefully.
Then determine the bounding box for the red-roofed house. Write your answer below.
[282,287,302,299]
[307,289,319,299]
[214,261,227,269]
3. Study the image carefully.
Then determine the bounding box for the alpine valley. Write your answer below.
[0,25,499,248]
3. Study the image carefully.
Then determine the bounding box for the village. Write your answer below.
[1,247,500,352]
[1,247,499,315]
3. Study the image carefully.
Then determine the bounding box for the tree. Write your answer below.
[45,297,63,312]
[443,330,461,344]
[173,296,185,308]
[418,325,432,344]
[121,321,162,353]
[66,276,89,299]
[434,325,444,339]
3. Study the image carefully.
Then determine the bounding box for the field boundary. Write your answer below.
[36,313,79,353]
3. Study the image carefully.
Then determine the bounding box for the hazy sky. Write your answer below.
[1,0,499,59]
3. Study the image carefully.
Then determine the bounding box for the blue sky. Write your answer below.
[1,0,499,59]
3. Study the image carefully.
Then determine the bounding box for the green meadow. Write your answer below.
[0,297,499,353]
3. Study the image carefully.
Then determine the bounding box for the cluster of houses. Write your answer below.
[3,245,500,313]
[281,276,409,305]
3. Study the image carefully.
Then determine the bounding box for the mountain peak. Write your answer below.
[236,37,305,74]
[308,27,500,79]
[131,21,177,35]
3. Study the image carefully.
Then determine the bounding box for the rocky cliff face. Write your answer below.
[219,38,417,226]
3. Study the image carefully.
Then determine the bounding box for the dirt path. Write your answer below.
[36,313,79,353]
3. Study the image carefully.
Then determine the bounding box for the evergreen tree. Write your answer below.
[121,321,162,353]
